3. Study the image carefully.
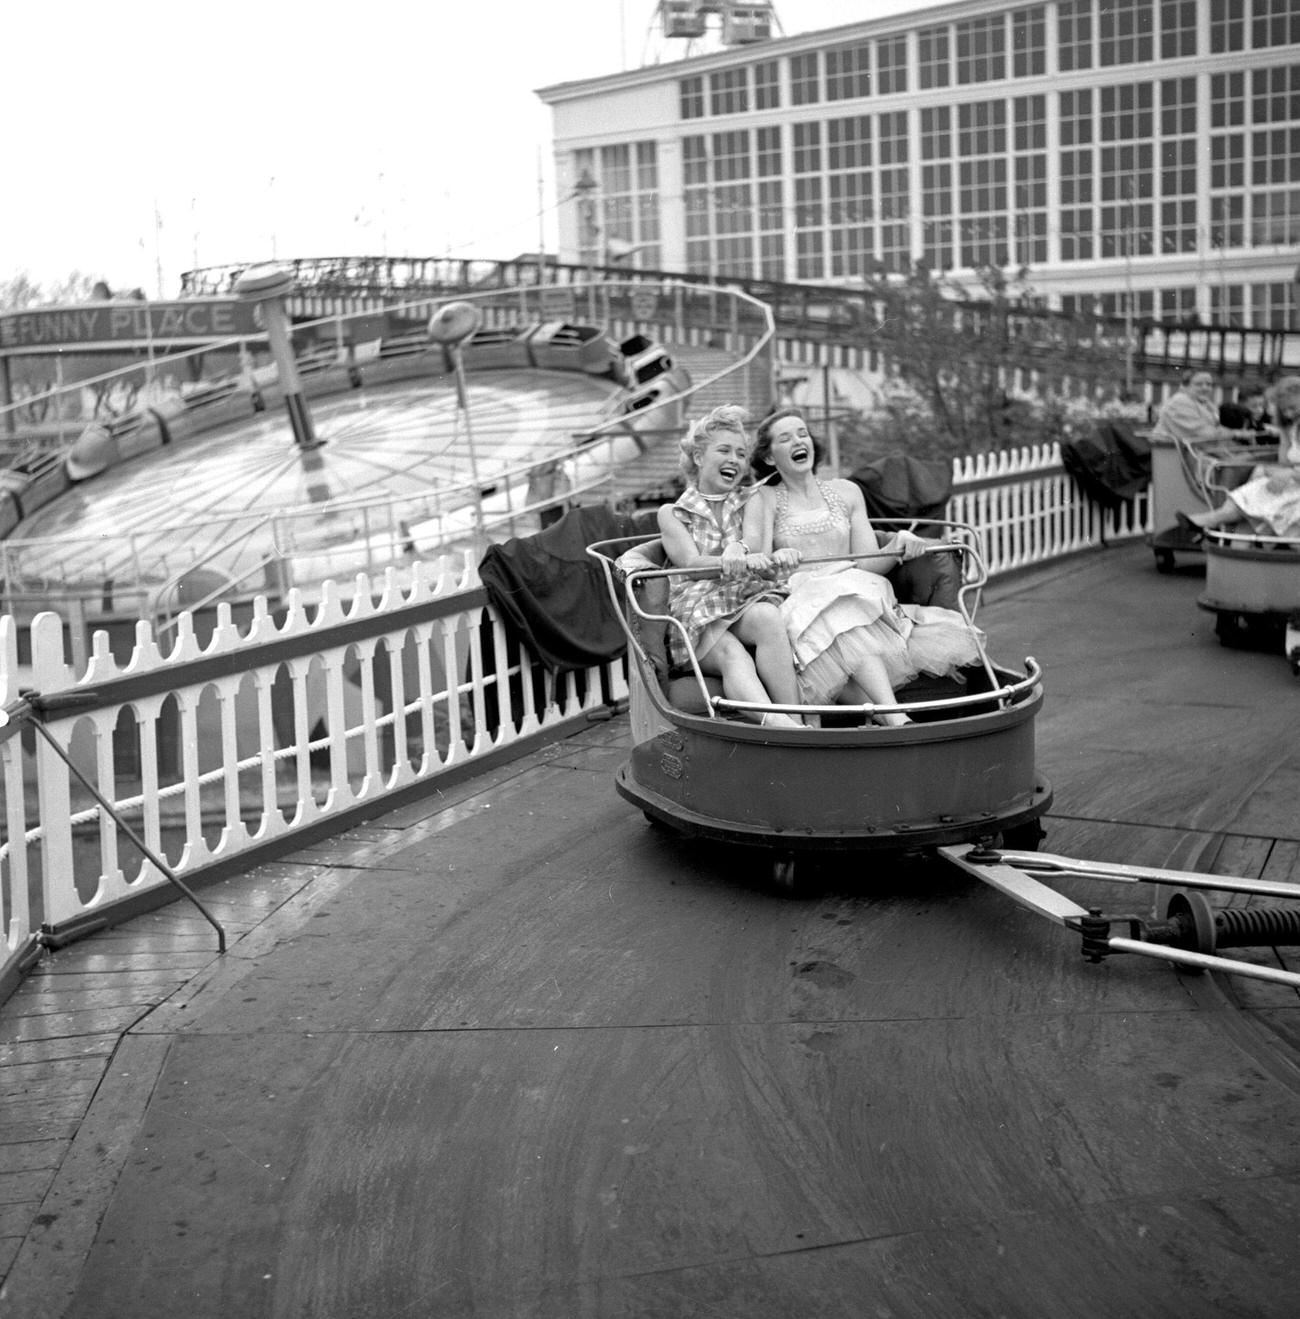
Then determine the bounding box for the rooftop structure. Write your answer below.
[539,0,1300,326]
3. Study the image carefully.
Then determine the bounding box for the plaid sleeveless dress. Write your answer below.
[666,486,787,668]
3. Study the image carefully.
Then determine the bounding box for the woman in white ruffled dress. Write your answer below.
[742,410,983,725]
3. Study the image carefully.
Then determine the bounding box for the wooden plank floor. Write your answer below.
[2,542,1299,1318]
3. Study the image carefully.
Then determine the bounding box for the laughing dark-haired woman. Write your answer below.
[742,409,983,726]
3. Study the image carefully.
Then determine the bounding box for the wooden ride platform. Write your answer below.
[2,543,1298,1318]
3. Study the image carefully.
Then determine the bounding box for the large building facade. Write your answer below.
[538,0,1300,327]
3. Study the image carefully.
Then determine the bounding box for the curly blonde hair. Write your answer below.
[677,404,750,483]
[1266,375,1300,424]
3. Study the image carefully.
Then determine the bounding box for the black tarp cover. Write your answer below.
[850,454,954,521]
[1060,419,1151,511]
[478,505,658,674]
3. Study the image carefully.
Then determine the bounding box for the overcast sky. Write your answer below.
[4,0,934,296]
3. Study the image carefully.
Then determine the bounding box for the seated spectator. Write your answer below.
[1218,385,1276,440]
[1179,376,1300,540]
[1151,370,1247,446]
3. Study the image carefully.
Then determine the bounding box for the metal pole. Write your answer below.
[451,345,486,544]
[537,146,547,287]
[1124,179,1134,397]
[17,709,227,953]
[823,360,839,475]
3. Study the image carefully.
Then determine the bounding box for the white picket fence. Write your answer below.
[0,441,1146,995]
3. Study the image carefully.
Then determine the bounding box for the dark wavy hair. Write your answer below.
[750,408,828,484]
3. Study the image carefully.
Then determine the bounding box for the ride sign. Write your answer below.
[0,299,260,351]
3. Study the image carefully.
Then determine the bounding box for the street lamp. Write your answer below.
[428,300,486,544]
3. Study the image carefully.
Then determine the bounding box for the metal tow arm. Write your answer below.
[939,844,1300,989]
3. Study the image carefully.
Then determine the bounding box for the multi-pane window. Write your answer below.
[1210,0,1246,51]
[1211,195,1247,250]
[1159,288,1198,322]
[1060,294,1098,318]
[1252,62,1300,125]
[1012,7,1046,77]
[712,130,753,275]
[958,100,1008,266]
[920,106,954,268]
[1059,89,1094,259]
[791,52,821,105]
[1253,0,1300,49]
[680,75,705,119]
[827,116,874,276]
[681,132,760,276]
[877,35,907,95]
[956,15,1007,84]
[635,143,661,265]
[1252,184,1300,245]
[1160,1,1197,58]
[793,122,824,279]
[918,25,950,89]
[1210,284,1247,326]
[756,125,785,277]
[1210,70,1247,249]
[599,143,632,258]
[826,42,871,101]
[877,110,911,273]
[578,142,661,269]
[1159,79,1198,254]
[1058,0,1093,71]
[1099,83,1155,257]
[1250,65,1300,246]
[709,67,749,116]
[1099,290,1155,319]
[1215,282,1300,329]
[683,136,711,271]
[1248,282,1298,329]
[1099,0,1154,66]
[754,59,780,110]
[1013,95,1048,263]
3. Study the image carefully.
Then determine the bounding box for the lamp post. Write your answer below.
[428,300,486,544]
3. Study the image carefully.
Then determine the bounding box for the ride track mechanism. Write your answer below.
[945,844,1300,991]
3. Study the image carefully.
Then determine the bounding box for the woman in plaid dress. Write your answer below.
[657,406,803,729]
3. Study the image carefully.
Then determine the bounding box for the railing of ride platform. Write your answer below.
[0,557,630,999]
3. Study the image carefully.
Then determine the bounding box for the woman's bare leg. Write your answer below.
[849,656,909,726]
[1189,498,1244,529]
[732,604,802,712]
[702,629,801,728]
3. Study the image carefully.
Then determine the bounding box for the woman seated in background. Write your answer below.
[1179,376,1300,541]
[742,409,983,726]
[1152,369,1258,447]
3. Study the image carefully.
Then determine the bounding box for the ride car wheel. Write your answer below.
[771,855,797,892]
[999,820,1045,852]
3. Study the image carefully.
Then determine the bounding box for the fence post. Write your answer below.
[29,614,78,928]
